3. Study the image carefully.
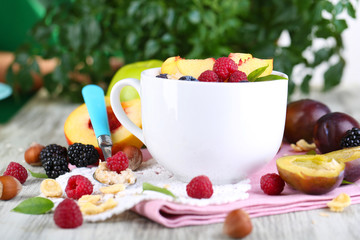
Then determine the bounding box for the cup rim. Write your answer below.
[141,67,289,83]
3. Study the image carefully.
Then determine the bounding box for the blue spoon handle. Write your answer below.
[82,85,110,138]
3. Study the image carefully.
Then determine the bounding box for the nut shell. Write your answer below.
[123,145,143,171]
[0,175,22,200]
[223,209,253,238]
[24,143,44,166]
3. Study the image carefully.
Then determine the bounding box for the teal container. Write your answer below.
[0,0,45,51]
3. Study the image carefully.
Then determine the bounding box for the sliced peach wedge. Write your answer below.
[228,53,253,65]
[161,56,215,79]
[176,58,215,79]
[64,97,143,160]
[276,155,345,195]
[160,56,182,78]
[238,58,273,78]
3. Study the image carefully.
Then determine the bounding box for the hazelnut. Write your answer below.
[24,143,44,166]
[0,175,22,200]
[223,209,253,238]
[123,145,143,171]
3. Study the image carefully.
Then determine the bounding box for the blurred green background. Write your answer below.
[1,0,358,104]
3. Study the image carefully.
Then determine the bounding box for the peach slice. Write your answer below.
[238,58,273,77]
[160,56,182,78]
[228,53,253,65]
[276,155,345,195]
[64,97,143,160]
[176,58,215,79]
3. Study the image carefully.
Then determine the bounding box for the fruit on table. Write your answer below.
[284,99,331,143]
[106,60,163,102]
[313,112,360,153]
[276,154,345,194]
[324,146,360,182]
[223,209,253,238]
[0,175,22,200]
[24,143,44,166]
[64,97,143,160]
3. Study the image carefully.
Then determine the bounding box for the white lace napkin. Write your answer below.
[49,159,251,222]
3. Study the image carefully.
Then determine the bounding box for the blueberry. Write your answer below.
[179,76,198,81]
[156,74,168,79]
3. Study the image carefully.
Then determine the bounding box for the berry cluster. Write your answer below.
[194,57,248,83]
[40,143,100,179]
[340,127,360,148]
[157,57,249,83]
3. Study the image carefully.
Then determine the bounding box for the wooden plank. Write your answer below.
[1,87,360,239]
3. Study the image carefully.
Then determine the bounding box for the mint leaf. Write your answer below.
[28,169,48,178]
[142,182,177,199]
[12,197,54,215]
[342,180,354,185]
[254,74,288,82]
[306,150,317,155]
[247,65,268,82]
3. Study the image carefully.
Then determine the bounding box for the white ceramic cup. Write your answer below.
[110,67,288,184]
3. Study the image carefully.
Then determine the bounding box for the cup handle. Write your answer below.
[110,78,145,144]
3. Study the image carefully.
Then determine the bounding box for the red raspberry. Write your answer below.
[53,198,83,228]
[229,70,248,82]
[65,175,93,199]
[260,173,285,195]
[198,70,220,82]
[3,162,28,184]
[106,151,129,173]
[213,57,238,81]
[186,175,213,199]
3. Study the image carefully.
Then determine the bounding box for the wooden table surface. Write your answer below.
[1,85,360,240]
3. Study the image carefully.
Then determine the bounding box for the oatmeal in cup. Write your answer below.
[110,67,288,184]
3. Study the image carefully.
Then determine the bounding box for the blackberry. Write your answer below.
[341,127,360,148]
[40,144,69,179]
[156,73,168,79]
[179,76,198,81]
[68,143,99,167]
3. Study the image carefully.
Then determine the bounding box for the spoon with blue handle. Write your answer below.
[82,85,112,161]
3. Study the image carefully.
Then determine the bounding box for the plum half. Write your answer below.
[324,146,360,182]
[276,155,344,195]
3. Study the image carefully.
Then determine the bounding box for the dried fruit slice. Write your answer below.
[276,155,345,195]
[327,193,351,212]
[99,184,125,194]
[40,179,62,198]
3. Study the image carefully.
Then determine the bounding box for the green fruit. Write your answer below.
[107,59,163,102]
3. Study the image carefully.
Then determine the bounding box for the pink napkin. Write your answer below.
[133,144,360,228]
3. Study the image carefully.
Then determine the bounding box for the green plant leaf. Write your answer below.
[254,74,288,82]
[334,19,348,33]
[300,74,312,94]
[247,65,269,82]
[324,58,345,91]
[142,182,177,199]
[12,197,54,215]
[28,169,48,178]
[346,2,356,18]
